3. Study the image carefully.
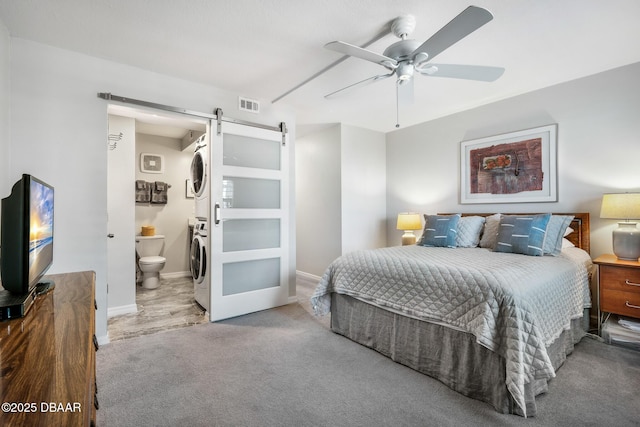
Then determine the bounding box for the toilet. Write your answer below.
[135,235,166,289]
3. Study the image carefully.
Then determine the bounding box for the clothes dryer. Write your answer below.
[190,134,209,220]
[190,219,209,312]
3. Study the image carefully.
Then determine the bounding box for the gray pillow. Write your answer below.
[494,213,551,256]
[543,215,574,256]
[456,216,485,247]
[479,213,501,249]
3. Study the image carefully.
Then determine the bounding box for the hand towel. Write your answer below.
[135,180,151,203]
[151,181,168,204]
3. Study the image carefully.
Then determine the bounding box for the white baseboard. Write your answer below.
[96,334,110,346]
[296,270,321,281]
[107,303,138,318]
[160,271,192,279]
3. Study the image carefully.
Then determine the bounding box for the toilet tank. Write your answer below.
[136,235,165,257]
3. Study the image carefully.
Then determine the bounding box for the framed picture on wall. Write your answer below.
[185,179,194,199]
[460,124,557,204]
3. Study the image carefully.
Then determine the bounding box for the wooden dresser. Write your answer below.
[0,271,97,427]
[593,254,640,333]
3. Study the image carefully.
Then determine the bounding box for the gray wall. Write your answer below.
[296,125,342,276]
[386,62,640,260]
[296,124,386,277]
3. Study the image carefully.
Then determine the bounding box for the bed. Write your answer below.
[311,213,592,417]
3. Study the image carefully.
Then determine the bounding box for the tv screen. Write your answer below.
[28,177,54,287]
[1,174,54,295]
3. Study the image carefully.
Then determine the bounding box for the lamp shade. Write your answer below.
[396,213,422,230]
[601,192,640,260]
[600,193,640,220]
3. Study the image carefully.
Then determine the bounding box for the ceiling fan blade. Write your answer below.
[325,41,397,69]
[397,78,414,106]
[410,6,494,63]
[417,64,505,82]
[325,72,394,99]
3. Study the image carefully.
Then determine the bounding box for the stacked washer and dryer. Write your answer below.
[189,134,210,312]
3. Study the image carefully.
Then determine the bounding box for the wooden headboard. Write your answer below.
[438,212,590,254]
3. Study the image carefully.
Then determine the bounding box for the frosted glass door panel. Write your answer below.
[223,219,280,252]
[223,134,280,170]
[223,258,280,296]
[210,121,289,322]
[223,176,280,209]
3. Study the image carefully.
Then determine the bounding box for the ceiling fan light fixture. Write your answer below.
[396,62,414,80]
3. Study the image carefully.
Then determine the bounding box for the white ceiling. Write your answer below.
[2,0,640,134]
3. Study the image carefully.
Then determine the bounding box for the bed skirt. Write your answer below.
[330,293,587,417]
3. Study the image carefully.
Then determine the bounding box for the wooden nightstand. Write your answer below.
[593,254,640,335]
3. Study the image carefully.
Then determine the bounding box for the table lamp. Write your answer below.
[600,192,640,260]
[396,213,422,245]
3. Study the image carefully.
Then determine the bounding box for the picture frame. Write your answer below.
[140,153,164,174]
[185,179,194,199]
[460,124,557,204]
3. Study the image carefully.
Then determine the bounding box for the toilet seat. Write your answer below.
[139,256,166,265]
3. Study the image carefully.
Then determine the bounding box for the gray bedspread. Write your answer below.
[311,245,592,417]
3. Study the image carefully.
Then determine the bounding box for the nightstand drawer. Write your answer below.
[599,265,640,293]
[600,289,640,318]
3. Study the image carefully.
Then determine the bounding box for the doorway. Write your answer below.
[105,100,292,337]
[106,104,207,340]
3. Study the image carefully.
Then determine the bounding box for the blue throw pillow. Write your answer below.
[419,214,461,248]
[494,214,551,256]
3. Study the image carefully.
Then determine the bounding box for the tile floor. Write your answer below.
[107,274,325,341]
[107,276,207,341]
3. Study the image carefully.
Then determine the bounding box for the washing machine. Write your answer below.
[190,133,209,220]
[190,219,209,312]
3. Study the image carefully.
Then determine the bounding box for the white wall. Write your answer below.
[107,115,136,313]
[0,18,10,200]
[340,125,386,253]
[135,133,194,276]
[386,61,640,260]
[296,123,386,277]
[7,38,296,343]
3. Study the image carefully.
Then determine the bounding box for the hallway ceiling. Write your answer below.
[2,0,640,133]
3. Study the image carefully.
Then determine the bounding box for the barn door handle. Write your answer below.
[214,202,221,225]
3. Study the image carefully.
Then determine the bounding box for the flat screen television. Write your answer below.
[1,174,55,295]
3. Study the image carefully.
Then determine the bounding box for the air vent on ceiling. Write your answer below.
[140,153,164,174]
[238,96,260,114]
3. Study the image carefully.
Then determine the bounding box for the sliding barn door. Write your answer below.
[209,121,289,321]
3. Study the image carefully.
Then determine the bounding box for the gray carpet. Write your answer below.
[97,300,640,426]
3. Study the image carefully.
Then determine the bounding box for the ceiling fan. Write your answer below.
[323,6,504,106]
